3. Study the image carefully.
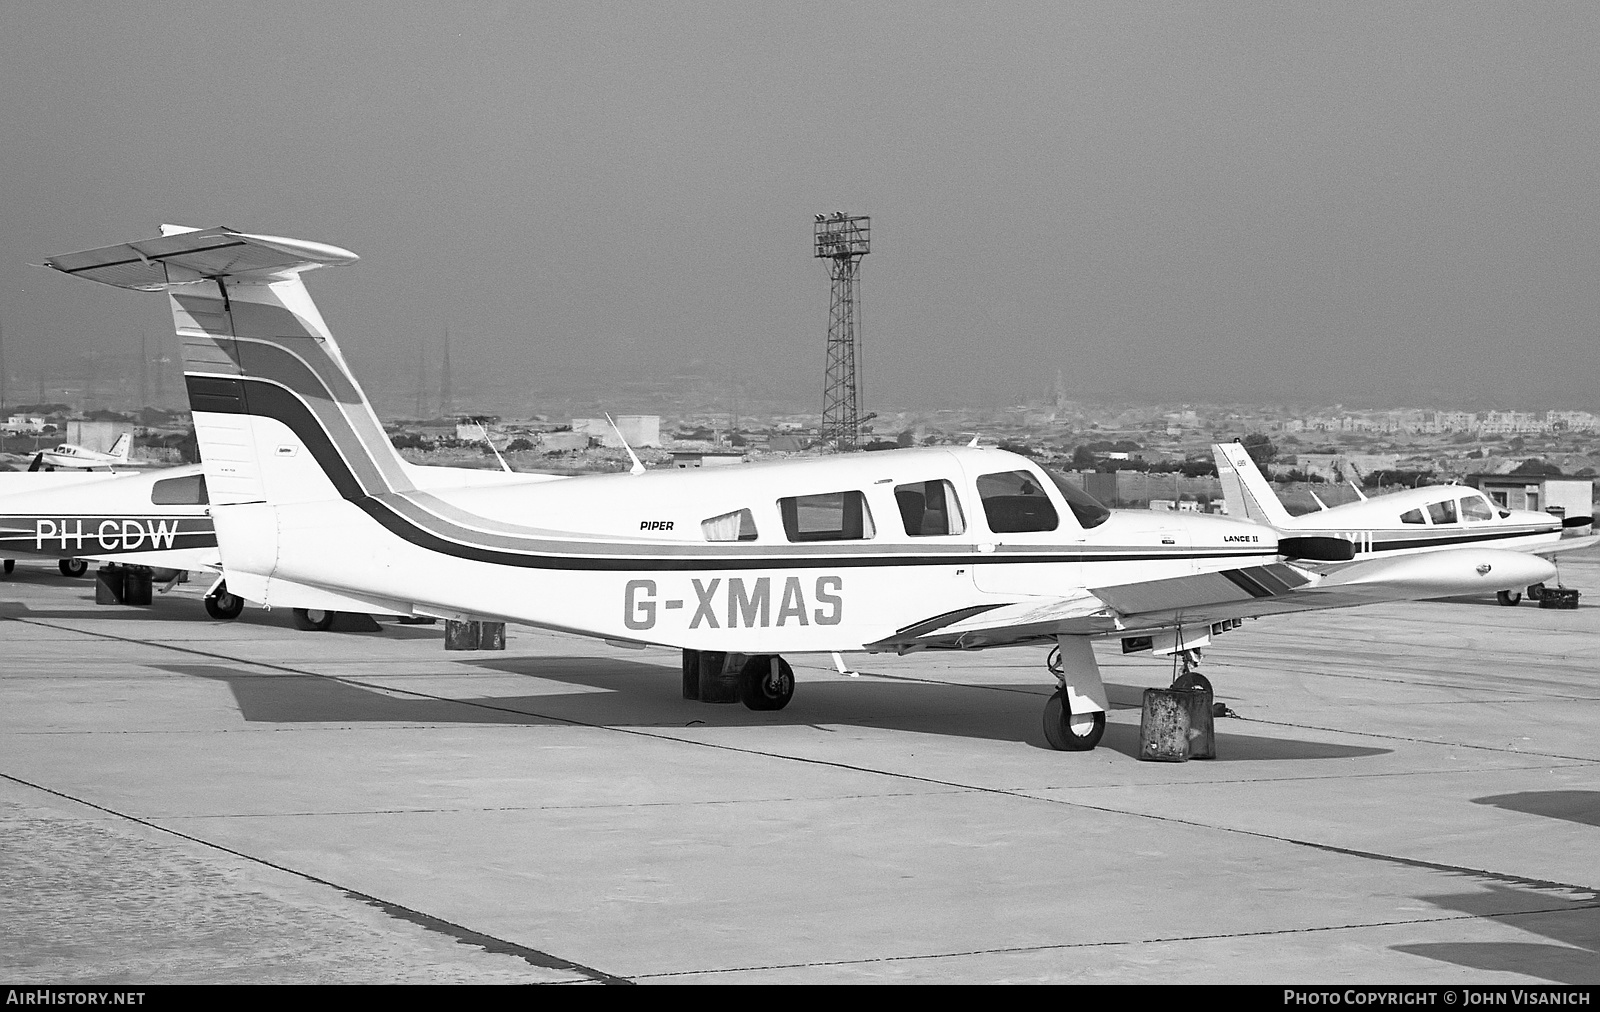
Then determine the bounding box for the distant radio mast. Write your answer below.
[438,329,453,418]
[814,212,870,450]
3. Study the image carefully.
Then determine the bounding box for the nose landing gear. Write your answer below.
[1043,637,1109,751]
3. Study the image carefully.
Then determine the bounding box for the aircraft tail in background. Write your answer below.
[1212,441,1295,529]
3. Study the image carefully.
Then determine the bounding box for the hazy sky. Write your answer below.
[2,2,1597,414]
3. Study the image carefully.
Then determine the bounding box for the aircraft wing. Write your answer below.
[1535,532,1600,557]
[866,548,1556,652]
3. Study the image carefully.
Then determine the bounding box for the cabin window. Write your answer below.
[151,474,208,506]
[701,509,758,542]
[1426,499,1458,525]
[977,470,1059,533]
[1460,496,1493,522]
[1042,466,1110,529]
[1400,509,1426,525]
[894,480,966,537]
[779,491,875,542]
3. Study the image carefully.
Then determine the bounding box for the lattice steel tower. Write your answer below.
[814,212,870,450]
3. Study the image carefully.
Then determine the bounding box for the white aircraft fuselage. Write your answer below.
[212,443,1283,652]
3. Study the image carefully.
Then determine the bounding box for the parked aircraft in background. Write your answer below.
[0,464,238,611]
[1212,442,1597,605]
[32,432,134,471]
[41,226,1556,751]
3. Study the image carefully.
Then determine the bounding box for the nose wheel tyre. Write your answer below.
[1497,590,1522,607]
[205,585,245,620]
[292,608,336,631]
[739,655,795,711]
[1043,689,1105,751]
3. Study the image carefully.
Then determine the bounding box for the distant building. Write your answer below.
[1468,474,1593,518]
[573,415,661,448]
[671,450,746,468]
[64,420,133,452]
[3,415,46,434]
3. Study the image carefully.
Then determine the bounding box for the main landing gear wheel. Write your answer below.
[3,560,13,575]
[1043,689,1105,751]
[1171,671,1213,695]
[1527,583,1547,602]
[292,608,336,631]
[1497,589,1522,607]
[59,558,88,578]
[205,585,245,620]
[739,655,795,711]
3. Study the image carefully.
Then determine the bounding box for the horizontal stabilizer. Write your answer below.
[41,227,358,291]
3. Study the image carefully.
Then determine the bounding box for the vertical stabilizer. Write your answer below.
[43,227,410,509]
[108,432,131,462]
[1212,442,1295,528]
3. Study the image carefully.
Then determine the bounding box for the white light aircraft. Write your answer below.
[0,464,229,604]
[32,432,134,470]
[40,226,1559,751]
[1212,442,1597,606]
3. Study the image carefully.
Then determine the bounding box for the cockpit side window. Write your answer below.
[1459,496,1493,522]
[1041,466,1110,529]
[1426,499,1458,525]
[977,470,1059,533]
[894,480,966,537]
[151,474,208,506]
[702,508,758,542]
[1400,508,1426,525]
[779,491,876,542]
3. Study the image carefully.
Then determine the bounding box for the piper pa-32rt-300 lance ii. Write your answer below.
[1211,441,1598,607]
[40,226,1559,752]
[31,432,134,471]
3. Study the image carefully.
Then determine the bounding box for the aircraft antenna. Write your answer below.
[814,212,870,451]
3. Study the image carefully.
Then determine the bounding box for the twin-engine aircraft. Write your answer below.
[32,432,134,470]
[1212,442,1597,606]
[40,226,1557,751]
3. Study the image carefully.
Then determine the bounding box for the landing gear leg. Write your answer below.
[1171,649,1213,696]
[1043,636,1107,751]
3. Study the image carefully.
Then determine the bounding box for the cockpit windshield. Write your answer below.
[1041,466,1111,529]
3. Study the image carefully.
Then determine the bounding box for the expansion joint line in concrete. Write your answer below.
[0,771,633,986]
[12,616,1600,918]
[629,899,1600,981]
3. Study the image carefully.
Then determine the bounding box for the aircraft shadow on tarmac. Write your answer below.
[0,599,444,637]
[156,655,1389,762]
[1472,790,1600,829]
[1391,882,1600,984]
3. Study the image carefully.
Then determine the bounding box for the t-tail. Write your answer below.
[42,226,410,510]
[1212,441,1295,529]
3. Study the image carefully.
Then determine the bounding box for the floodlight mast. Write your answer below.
[814,212,870,451]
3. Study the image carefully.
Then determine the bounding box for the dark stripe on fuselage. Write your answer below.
[1368,529,1554,552]
[187,373,1281,573]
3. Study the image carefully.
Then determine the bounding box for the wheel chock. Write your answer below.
[1139,686,1217,761]
[94,566,125,605]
